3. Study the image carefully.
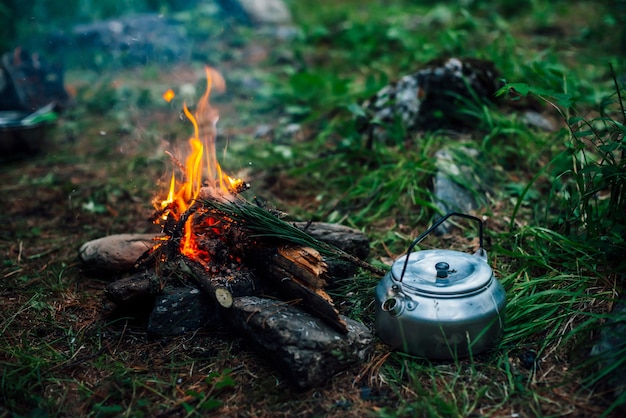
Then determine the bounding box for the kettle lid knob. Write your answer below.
[435,262,450,278]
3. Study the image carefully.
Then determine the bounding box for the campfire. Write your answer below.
[80,66,380,388]
[140,66,386,332]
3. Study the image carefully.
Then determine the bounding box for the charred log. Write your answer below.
[105,269,161,306]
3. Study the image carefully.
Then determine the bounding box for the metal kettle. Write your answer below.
[374,213,506,359]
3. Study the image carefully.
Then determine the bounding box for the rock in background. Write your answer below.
[216,0,292,25]
[432,145,489,234]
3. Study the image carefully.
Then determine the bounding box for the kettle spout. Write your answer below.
[381,297,404,316]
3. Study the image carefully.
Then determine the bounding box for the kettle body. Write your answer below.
[374,213,506,359]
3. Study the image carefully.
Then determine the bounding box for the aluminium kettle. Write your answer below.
[374,212,506,359]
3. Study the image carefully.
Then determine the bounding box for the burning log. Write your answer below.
[140,194,363,333]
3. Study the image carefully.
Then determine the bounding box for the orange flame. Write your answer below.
[155,67,244,260]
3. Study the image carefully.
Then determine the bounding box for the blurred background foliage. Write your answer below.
[1,0,624,53]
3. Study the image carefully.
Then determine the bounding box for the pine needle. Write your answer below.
[201,197,387,276]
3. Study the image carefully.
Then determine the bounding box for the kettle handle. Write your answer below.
[398,212,485,282]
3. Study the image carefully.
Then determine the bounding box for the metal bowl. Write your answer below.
[0,109,56,156]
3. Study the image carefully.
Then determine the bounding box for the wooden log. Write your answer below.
[292,222,374,280]
[271,244,328,289]
[228,296,374,389]
[105,269,161,305]
[178,257,260,302]
[251,245,348,333]
[292,222,370,259]
[148,287,221,336]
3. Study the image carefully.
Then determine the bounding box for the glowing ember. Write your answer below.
[162,88,175,103]
[154,67,245,260]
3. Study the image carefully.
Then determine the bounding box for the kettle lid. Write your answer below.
[391,249,493,295]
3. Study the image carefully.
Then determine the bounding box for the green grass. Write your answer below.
[1,0,625,416]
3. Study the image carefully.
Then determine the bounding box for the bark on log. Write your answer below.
[180,258,260,298]
[228,296,373,389]
[105,269,161,305]
[270,244,328,289]
[252,245,348,333]
[292,222,384,278]
[292,222,370,259]
[148,287,220,336]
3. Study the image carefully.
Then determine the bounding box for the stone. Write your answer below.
[79,233,162,271]
[148,287,220,336]
[253,124,273,138]
[358,58,501,142]
[216,0,292,25]
[432,146,486,233]
[521,110,556,132]
[228,296,374,389]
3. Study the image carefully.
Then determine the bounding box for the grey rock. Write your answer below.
[432,146,486,233]
[79,233,161,271]
[229,296,374,389]
[217,0,292,25]
[148,287,219,336]
[282,123,301,136]
[259,24,299,40]
[253,124,273,138]
[522,111,556,132]
[358,58,501,142]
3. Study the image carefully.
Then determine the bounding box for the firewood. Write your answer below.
[105,269,161,305]
[270,244,328,289]
[250,245,348,334]
[127,195,376,334]
[228,296,373,389]
[264,263,348,333]
[179,257,260,302]
[291,222,370,260]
